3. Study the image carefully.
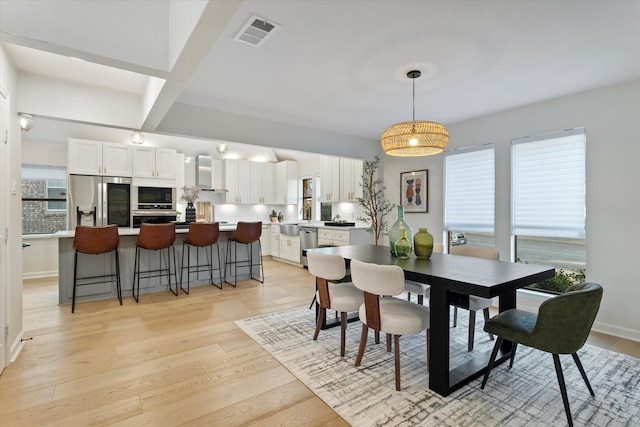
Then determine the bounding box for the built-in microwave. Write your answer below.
[134,186,176,210]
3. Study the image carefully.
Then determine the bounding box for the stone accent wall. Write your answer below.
[22,179,67,234]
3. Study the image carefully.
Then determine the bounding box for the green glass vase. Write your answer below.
[394,229,412,259]
[388,206,413,255]
[414,228,434,259]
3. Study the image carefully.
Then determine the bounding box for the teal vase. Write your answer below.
[388,206,413,256]
[394,230,412,259]
[414,228,434,259]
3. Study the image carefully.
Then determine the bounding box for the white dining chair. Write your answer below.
[351,259,430,391]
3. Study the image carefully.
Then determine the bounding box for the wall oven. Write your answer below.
[132,186,177,227]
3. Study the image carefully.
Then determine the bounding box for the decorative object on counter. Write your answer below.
[270,210,278,222]
[181,186,200,224]
[356,156,394,245]
[414,228,434,259]
[176,210,182,222]
[388,205,413,256]
[380,70,449,157]
[185,204,196,223]
[277,211,284,222]
[400,169,428,212]
[394,229,412,259]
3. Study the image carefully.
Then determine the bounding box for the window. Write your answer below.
[444,145,495,249]
[511,128,586,294]
[22,165,68,234]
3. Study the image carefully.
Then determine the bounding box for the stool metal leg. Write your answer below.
[72,250,79,313]
[115,249,122,305]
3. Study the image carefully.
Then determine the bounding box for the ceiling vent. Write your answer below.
[233,15,280,47]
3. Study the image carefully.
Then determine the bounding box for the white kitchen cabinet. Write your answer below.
[224,159,251,203]
[320,156,340,202]
[132,147,177,179]
[270,224,280,258]
[68,138,132,176]
[318,227,371,246]
[279,233,300,263]
[250,162,276,204]
[340,158,363,202]
[275,160,298,205]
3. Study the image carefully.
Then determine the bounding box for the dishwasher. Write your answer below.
[299,227,318,267]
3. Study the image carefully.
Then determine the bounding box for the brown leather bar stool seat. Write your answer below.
[132,223,178,301]
[180,222,223,294]
[72,224,122,313]
[224,221,264,287]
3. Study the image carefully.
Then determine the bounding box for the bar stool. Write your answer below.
[180,222,223,294]
[72,224,122,313]
[224,221,264,287]
[132,223,178,302]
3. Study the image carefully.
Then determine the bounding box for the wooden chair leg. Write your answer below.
[375,330,380,344]
[426,328,430,372]
[481,337,503,389]
[355,325,369,367]
[340,311,347,357]
[394,334,401,391]
[552,354,574,427]
[386,333,391,352]
[468,310,476,351]
[572,352,595,396]
[313,306,325,341]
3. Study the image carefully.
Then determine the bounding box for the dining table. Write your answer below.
[309,244,555,397]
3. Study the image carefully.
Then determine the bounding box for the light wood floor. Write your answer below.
[1,259,639,426]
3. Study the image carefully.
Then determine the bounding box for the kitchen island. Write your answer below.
[53,223,262,306]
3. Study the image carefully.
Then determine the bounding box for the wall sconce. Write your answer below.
[19,113,33,132]
[130,130,145,145]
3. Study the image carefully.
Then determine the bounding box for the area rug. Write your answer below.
[235,304,640,426]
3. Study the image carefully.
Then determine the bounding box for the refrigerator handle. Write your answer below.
[92,206,97,226]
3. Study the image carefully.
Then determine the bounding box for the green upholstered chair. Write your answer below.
[481,282,603,427]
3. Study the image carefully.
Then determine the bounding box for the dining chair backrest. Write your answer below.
[531,282,603,354]
[350,259,405,296]
[232,221,262,244]
[185,222,220,247]
[73,224,119,254]
[136,223,176,250]
[307,251,346,281]
[450,245,499,260]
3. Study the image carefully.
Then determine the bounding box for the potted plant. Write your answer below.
[270,210,278,222]
[356,156,394,245]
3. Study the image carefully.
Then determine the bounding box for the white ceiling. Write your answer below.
[2,0,640,154]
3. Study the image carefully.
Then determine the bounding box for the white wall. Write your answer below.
[383,79,640,341]
[22,236,58,278]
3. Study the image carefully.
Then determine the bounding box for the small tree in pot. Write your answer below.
[357,156,394,245]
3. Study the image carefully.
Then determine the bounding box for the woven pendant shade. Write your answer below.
[381,69,448,156]
[381,120,448,156]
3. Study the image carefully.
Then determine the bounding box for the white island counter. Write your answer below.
[53,224,262,306]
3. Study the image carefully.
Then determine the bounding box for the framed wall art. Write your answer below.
[400,169,428,213]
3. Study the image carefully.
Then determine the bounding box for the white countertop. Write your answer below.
[52,223,241,238]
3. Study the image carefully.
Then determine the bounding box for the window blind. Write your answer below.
[511,128,585,239]
[444,145,495,233]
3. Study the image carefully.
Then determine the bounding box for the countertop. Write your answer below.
[52,223,241,238]
[270,221,369,230]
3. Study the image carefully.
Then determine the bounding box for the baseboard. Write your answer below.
[22,270,58,279]
[9,328,25,365]
[591,321,640,343]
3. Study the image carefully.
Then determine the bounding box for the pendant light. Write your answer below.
[381,70,448,156]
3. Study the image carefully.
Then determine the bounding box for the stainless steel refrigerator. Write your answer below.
[68,175,132,229]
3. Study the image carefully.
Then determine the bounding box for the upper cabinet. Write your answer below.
[250,162,276,204]
[275,160,298,205]
[68,138,132,176]
[132,147,177,179]
[224,159,251,204]
[340,158,363,202]
[320,156,340,203]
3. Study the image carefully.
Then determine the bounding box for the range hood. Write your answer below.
[195,155,228,192]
